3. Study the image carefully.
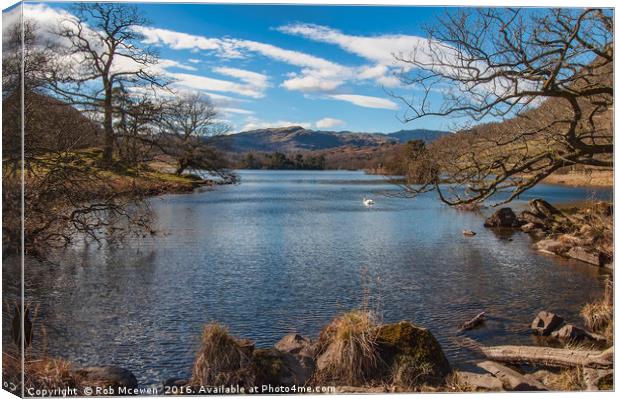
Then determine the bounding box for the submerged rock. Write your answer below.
[531,311,564,336]
[484,208,521,228]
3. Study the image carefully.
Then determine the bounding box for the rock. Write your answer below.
[76,366,138,389]
[583,368,613,391]
[463,230,476,236]
[456,371,503,391]
[531,311,564,336]
[484,208,521,228]
[519,211,547,228]
[534,239,569,255]
[527,369,554,383]
[520,223,537,233]
[567,246,604,266]
[477,361,547,391]
[550,324,588,341]
[252,348,314,387]
[529,199,561,219]
[275,333,314,358]
[376,321,451,386]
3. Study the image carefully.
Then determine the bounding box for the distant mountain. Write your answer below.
[387,129,449,143]
[208,125,448,153]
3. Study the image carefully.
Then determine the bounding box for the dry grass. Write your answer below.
[190,323,255,387]
[443,372,474,392]
[313,310,381,386]
[580,279,613,342]
[2,352,81,394]
[541,368,585,391]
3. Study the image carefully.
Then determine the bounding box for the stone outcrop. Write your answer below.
[477,361,547,391]
[531,311,564,336]
[484,208,522,228]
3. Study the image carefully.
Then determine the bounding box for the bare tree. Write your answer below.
[158,92,233,177]
[50,2,166,166]
[2,20,150,257]
[392,8,612,205]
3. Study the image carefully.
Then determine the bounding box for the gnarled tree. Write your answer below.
[50,2,166,166]
[393,8,612,205]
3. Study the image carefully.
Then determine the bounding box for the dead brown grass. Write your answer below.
[190,323,255,387]
[541,368,585,391]
[2,352,81,394]
[581,279,613,342]
[313,310,381,386]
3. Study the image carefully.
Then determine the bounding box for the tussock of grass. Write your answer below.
[581,279,613,342]
[2,352,81,394]
[313,310,381,386]
[190,323,255,387]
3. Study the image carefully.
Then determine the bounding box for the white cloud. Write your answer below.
[213,67,269,90]
[188,58,201,64]
[328,94,398,110]
[315,117,345,129]
[159,59,198,71]
[171,72,265,98]
[220,107,255,115]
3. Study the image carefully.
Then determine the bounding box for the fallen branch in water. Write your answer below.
[459,312,485,332]
[479,345,613,369]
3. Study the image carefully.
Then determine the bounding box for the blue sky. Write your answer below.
[23,2,457,133]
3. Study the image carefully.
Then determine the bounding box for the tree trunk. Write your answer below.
[176,161,187,176]
[102,85,114,166]
[480,345,613,369]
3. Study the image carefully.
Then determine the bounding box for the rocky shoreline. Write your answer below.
[483,198,613,270]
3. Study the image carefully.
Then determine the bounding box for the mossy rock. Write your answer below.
[376,321,451,387]
[252,348,313,387]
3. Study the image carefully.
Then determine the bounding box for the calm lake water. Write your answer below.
[17,170,612,386]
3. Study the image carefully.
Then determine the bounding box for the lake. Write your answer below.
[15,170,612,386]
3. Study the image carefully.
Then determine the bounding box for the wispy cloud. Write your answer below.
[171,72,266,98]
[328,94,398,110]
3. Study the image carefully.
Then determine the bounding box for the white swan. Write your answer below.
[363,197,375,207]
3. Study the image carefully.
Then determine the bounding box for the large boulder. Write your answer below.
[275,333,314,358]
[484,208,521,228]
[76,366,138,389]
[531,311,564,336]
[252,348,314,387]
[375,321,451,387]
